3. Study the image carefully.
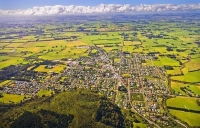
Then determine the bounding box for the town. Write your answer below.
[0,45,176,127]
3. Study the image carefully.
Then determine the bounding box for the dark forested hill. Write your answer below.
[0,90,133,128]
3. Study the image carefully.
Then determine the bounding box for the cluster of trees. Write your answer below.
[0,65,30,80]
[176,49,187,52]
[10,111,44,128]
[196,99,200,106]
[0,93,3,98]
[95,98,133,128]
[39,109,74,127]
[118,86,128,93]
[180,87,193,97]
[166,46,174,51]
[164,65,174,70]
[10,110,74,128]
[0,64,48,81]
[167,106,200,114]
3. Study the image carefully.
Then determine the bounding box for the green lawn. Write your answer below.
[184,71,200,82]
[133,123,147,128]
[0,80,12,87]
[34,64,66,73]
[159,57,180,66]
[171,82,200,95]
[0,93,25,103]
[166,67,181,75]
[169,110,200,127]
[185,58,200,71]
[167,97,200,111]
[0,57,27,69]
[37,90,53,97]
[171,71,200,83]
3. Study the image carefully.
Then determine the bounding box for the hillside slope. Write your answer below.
[0,90,133,128]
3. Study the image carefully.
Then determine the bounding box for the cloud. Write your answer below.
[0,3,200,15]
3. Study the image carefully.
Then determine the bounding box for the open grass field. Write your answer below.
[39,47,88,60]
[37,90,53,97]
[0,43,10,47]
[159,57,180,66]
[171,82,200,95]
[103,46,121,52]
[146,60,163,66]
[185,58,200,71]
[169,110,200,127]
[0,93,25,103]
[167,96,200,111]
[0,57,26,69]
[133,123,147,128]
[34,64,66,73]
[166,67,181,75]
[171,70,200,83]
[0,80,12,87]
[122,46,135,52]
[124,41,141,46]
[6,43,24,48]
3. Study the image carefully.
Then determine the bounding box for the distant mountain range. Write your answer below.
[0,3,200,16]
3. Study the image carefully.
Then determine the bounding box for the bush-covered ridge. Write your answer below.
[0,90,133,128]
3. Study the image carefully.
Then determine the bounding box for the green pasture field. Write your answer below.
[171,81,200,95]
[171,70,200,83]
[0,48,16,53]
[103,46,121,52]
[0,39,13,42]
[39,47,88,60]
[0,93,25,103]
[91,49,97,53]
[145,59,163,66]
[122,46,135,52]
[0,57,27,69]
[191,51,200,59]
[159,57,180,66]
[124,41,141,46]
[0,56,11,61]
[169,110,200,127]
[11,39,27,43]
[133,123,147,128]
[6,43,24,48]
[166,67,181,75]
[81,34,123,45]
[39,38,55,41]
[146,47,168,54]
[0,43,10,47]
[37,90,53,97]
[20,35,36,40]
[167,96,200,111]
[146,56,180,67]
[185,58,200,71]
[0,80,12,87]
[34,64,66,73]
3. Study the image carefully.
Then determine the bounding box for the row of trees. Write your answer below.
[0,93,3,98]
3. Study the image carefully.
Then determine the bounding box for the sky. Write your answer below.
[0,0,200,10]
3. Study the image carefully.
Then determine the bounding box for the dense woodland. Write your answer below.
[0,90,135,128]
